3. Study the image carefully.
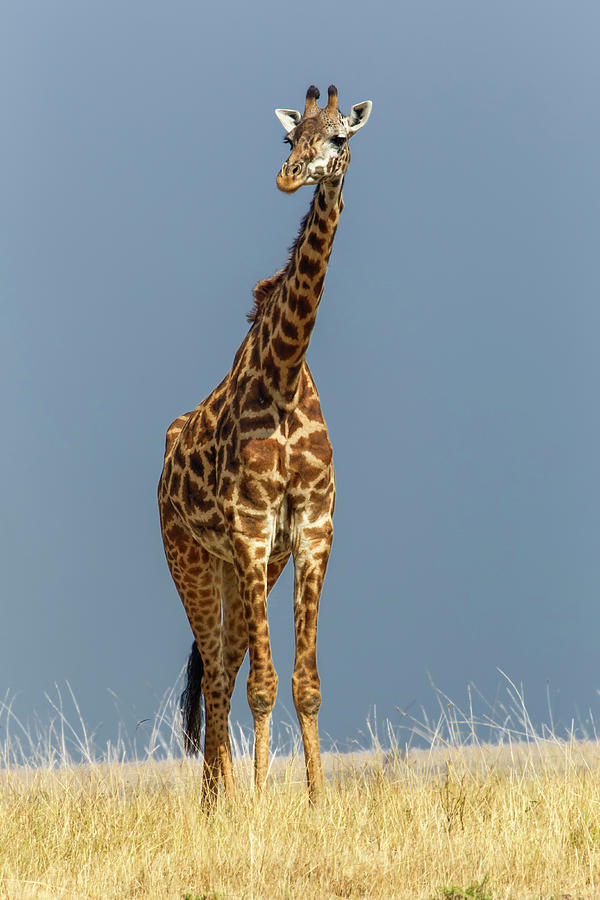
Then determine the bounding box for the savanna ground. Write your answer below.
[2,680,600,899]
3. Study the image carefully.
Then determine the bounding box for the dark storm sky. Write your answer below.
[2,1,600,751]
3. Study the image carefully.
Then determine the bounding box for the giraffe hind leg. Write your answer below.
[160,500,233,803]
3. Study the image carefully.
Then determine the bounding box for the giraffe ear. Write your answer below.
[347,101,372,136]
[275,108,302,132]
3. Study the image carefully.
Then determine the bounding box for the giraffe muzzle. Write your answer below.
[276,160,305,193]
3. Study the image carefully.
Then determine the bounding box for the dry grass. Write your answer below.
[2,683,600,899]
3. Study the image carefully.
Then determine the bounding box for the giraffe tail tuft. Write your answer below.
[180,641,204,755]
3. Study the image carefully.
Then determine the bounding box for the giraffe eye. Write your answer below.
[283,136,293,147]
[331,135,346,148]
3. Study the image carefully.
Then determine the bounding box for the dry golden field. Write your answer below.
[2,687,600,899]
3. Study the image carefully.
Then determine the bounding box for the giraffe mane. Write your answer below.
[247,269,287,323]
[247,197,316,324]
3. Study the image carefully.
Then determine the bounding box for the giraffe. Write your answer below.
[158,84,372,804]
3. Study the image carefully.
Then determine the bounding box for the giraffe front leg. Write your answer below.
[222,555,290,796]
[292,532,332,803]
[231,536,278,794]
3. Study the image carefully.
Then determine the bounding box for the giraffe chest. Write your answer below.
[162,384,334,564]
[210,406,331,547]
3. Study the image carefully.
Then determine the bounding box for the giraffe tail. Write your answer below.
[180,641,204,755]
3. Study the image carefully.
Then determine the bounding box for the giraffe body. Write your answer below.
[158,85,371,802]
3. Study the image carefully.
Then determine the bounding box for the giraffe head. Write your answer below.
[275,85,372,193]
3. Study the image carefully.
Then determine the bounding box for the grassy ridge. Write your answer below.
[2,680,600,898]
[2,739,600,899]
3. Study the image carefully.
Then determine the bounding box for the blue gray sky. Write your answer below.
[2,1,600,752]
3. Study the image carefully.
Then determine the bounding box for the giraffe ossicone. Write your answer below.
[158,84,372,804]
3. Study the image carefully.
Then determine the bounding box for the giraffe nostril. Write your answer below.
[290,163,302,177]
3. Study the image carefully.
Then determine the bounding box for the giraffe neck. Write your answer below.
[257,178,344,406]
